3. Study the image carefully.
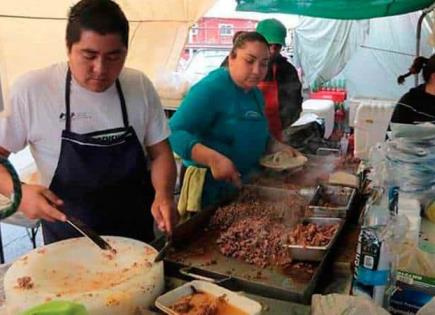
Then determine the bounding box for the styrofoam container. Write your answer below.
[353,100,396,159]
[348,97,396,128]
[302,99,335,138]
[155,280,262,315]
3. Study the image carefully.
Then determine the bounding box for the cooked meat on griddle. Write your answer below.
[211,190,308,268]
[216,216,292,268]
[210,191,306,231]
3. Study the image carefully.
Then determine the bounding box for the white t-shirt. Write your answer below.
[0,63,170,186]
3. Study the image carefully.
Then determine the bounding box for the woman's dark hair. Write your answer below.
[397,54,435,84]
[66,0,129,51]
[232,31,247,44]
[229,31,269,59]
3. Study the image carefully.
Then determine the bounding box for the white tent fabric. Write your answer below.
[293,18,369,88]
[294,12,434,100]
[342,12,433,99]
[0,0,216,116]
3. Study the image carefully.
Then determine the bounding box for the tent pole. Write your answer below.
[416,11,428,86]
[416,4,435,86]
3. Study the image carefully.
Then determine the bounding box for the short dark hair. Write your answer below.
[230,31,269,59]
[66,0,129,51]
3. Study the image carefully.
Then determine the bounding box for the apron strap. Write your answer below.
[115,79,129,128]
[65,68,129,132]
[65,69,72,132]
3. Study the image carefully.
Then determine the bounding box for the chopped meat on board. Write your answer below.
[16,276,34,289]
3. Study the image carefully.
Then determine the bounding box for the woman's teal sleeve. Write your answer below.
[169,84,217,160]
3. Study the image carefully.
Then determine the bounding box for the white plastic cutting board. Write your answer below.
[4,236,164,315]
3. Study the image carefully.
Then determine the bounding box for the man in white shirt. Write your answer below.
[0,0,178,243]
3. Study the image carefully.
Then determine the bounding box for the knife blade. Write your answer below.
[66,215,114,251]
[154,236,172,262]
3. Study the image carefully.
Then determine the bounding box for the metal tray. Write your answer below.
[284,217,344,262]
[307,184,356,218]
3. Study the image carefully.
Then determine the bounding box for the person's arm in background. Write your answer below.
[390,92,416,124]
[0,146,12,193]
[147,140,178,234]
[169,82,241,187]
[277,60,303,129]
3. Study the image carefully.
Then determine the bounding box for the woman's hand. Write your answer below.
[209,154,242,188]
[191,143,242,188]
[19,184,67,222]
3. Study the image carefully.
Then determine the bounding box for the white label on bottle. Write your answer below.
[364,255,374,269]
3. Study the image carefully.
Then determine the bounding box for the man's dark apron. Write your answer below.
[43,69,155,244]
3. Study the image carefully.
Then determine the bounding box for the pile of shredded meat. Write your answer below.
[216,216,292,268]
[210,190,309,268]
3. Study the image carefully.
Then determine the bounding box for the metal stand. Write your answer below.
[415,4,435,86]
[0,213,40,264]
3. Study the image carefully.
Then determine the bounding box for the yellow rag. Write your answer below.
[177,166,207,218]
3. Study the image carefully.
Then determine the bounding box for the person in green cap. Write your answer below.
[256,18,302,142]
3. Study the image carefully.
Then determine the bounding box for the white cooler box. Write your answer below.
[302,99,335,139]
[348,97,396,128]
[353,100,396,159]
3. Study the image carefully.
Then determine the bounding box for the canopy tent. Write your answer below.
[0,0,216,116]
[235,0,435,100]
[236,0,435,20]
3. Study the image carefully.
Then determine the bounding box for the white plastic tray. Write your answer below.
[155,280,262,315]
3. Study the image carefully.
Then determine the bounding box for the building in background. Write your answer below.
[181,17,258,61]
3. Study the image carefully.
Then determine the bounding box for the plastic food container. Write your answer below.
[155,280,262,315]
[307,184,356,218]
[284,217,343,262]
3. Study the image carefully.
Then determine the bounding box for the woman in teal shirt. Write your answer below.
[170,32,297,207]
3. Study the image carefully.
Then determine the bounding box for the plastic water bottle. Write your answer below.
[348,132,355,156]
[340,133,349,156]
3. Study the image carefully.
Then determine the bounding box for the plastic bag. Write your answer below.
[311,294,390,315]
[154,68,190,100]
[417,297,435,315]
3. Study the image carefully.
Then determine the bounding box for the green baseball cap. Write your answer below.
[256,19,287,46]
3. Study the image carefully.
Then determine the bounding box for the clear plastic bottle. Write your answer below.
[340,133,349,156]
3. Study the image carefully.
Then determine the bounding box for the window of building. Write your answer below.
[219,24,234,37]
[191,23,199,36]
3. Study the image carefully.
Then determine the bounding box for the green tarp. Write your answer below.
[236,0,435,20]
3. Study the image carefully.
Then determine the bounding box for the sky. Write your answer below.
[204,0,301,29]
